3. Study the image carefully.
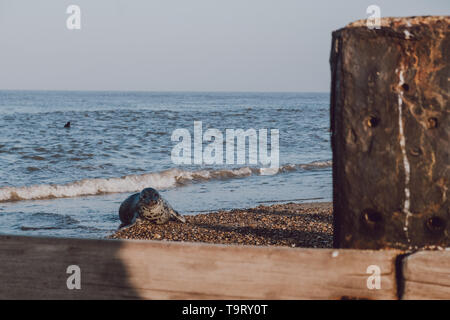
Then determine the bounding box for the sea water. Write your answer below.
[0,91,331,238]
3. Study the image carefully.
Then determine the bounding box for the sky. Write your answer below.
[0,0,448,92]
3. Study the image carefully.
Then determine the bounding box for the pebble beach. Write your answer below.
[109,202,333,248]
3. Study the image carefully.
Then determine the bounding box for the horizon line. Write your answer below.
[0,88,330,94]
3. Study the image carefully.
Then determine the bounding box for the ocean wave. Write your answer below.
[0,160,331,202]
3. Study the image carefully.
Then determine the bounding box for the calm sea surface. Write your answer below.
[0,91,331,238]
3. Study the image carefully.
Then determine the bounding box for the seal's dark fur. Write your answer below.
[119,188,185,229]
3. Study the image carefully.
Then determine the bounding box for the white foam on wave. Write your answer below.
[0,160,331,202]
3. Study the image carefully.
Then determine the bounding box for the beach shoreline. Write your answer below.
[109,202,333,248]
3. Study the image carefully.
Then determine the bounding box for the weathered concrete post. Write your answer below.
[330,16,449,249]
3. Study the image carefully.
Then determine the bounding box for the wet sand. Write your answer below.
[109,202,333,248]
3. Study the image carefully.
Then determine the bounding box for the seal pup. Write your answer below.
[119,187,186,229]
[64,122,71,128]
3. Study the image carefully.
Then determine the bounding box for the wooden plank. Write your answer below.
[0,235,399,299]
[402,250,450,300]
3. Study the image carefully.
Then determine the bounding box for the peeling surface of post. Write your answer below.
[330,16,449,249]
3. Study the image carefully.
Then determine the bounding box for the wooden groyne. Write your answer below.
[330,16,449,250]
[0,235,448,300]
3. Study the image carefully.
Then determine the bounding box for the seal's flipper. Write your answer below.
[118,212,141,230]
[160,199,186,223]
[171,209,186,223]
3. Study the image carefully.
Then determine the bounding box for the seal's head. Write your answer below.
[136,187,186,224]
[139,187,160,207]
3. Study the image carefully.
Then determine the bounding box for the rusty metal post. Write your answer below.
[330,16,449,250]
